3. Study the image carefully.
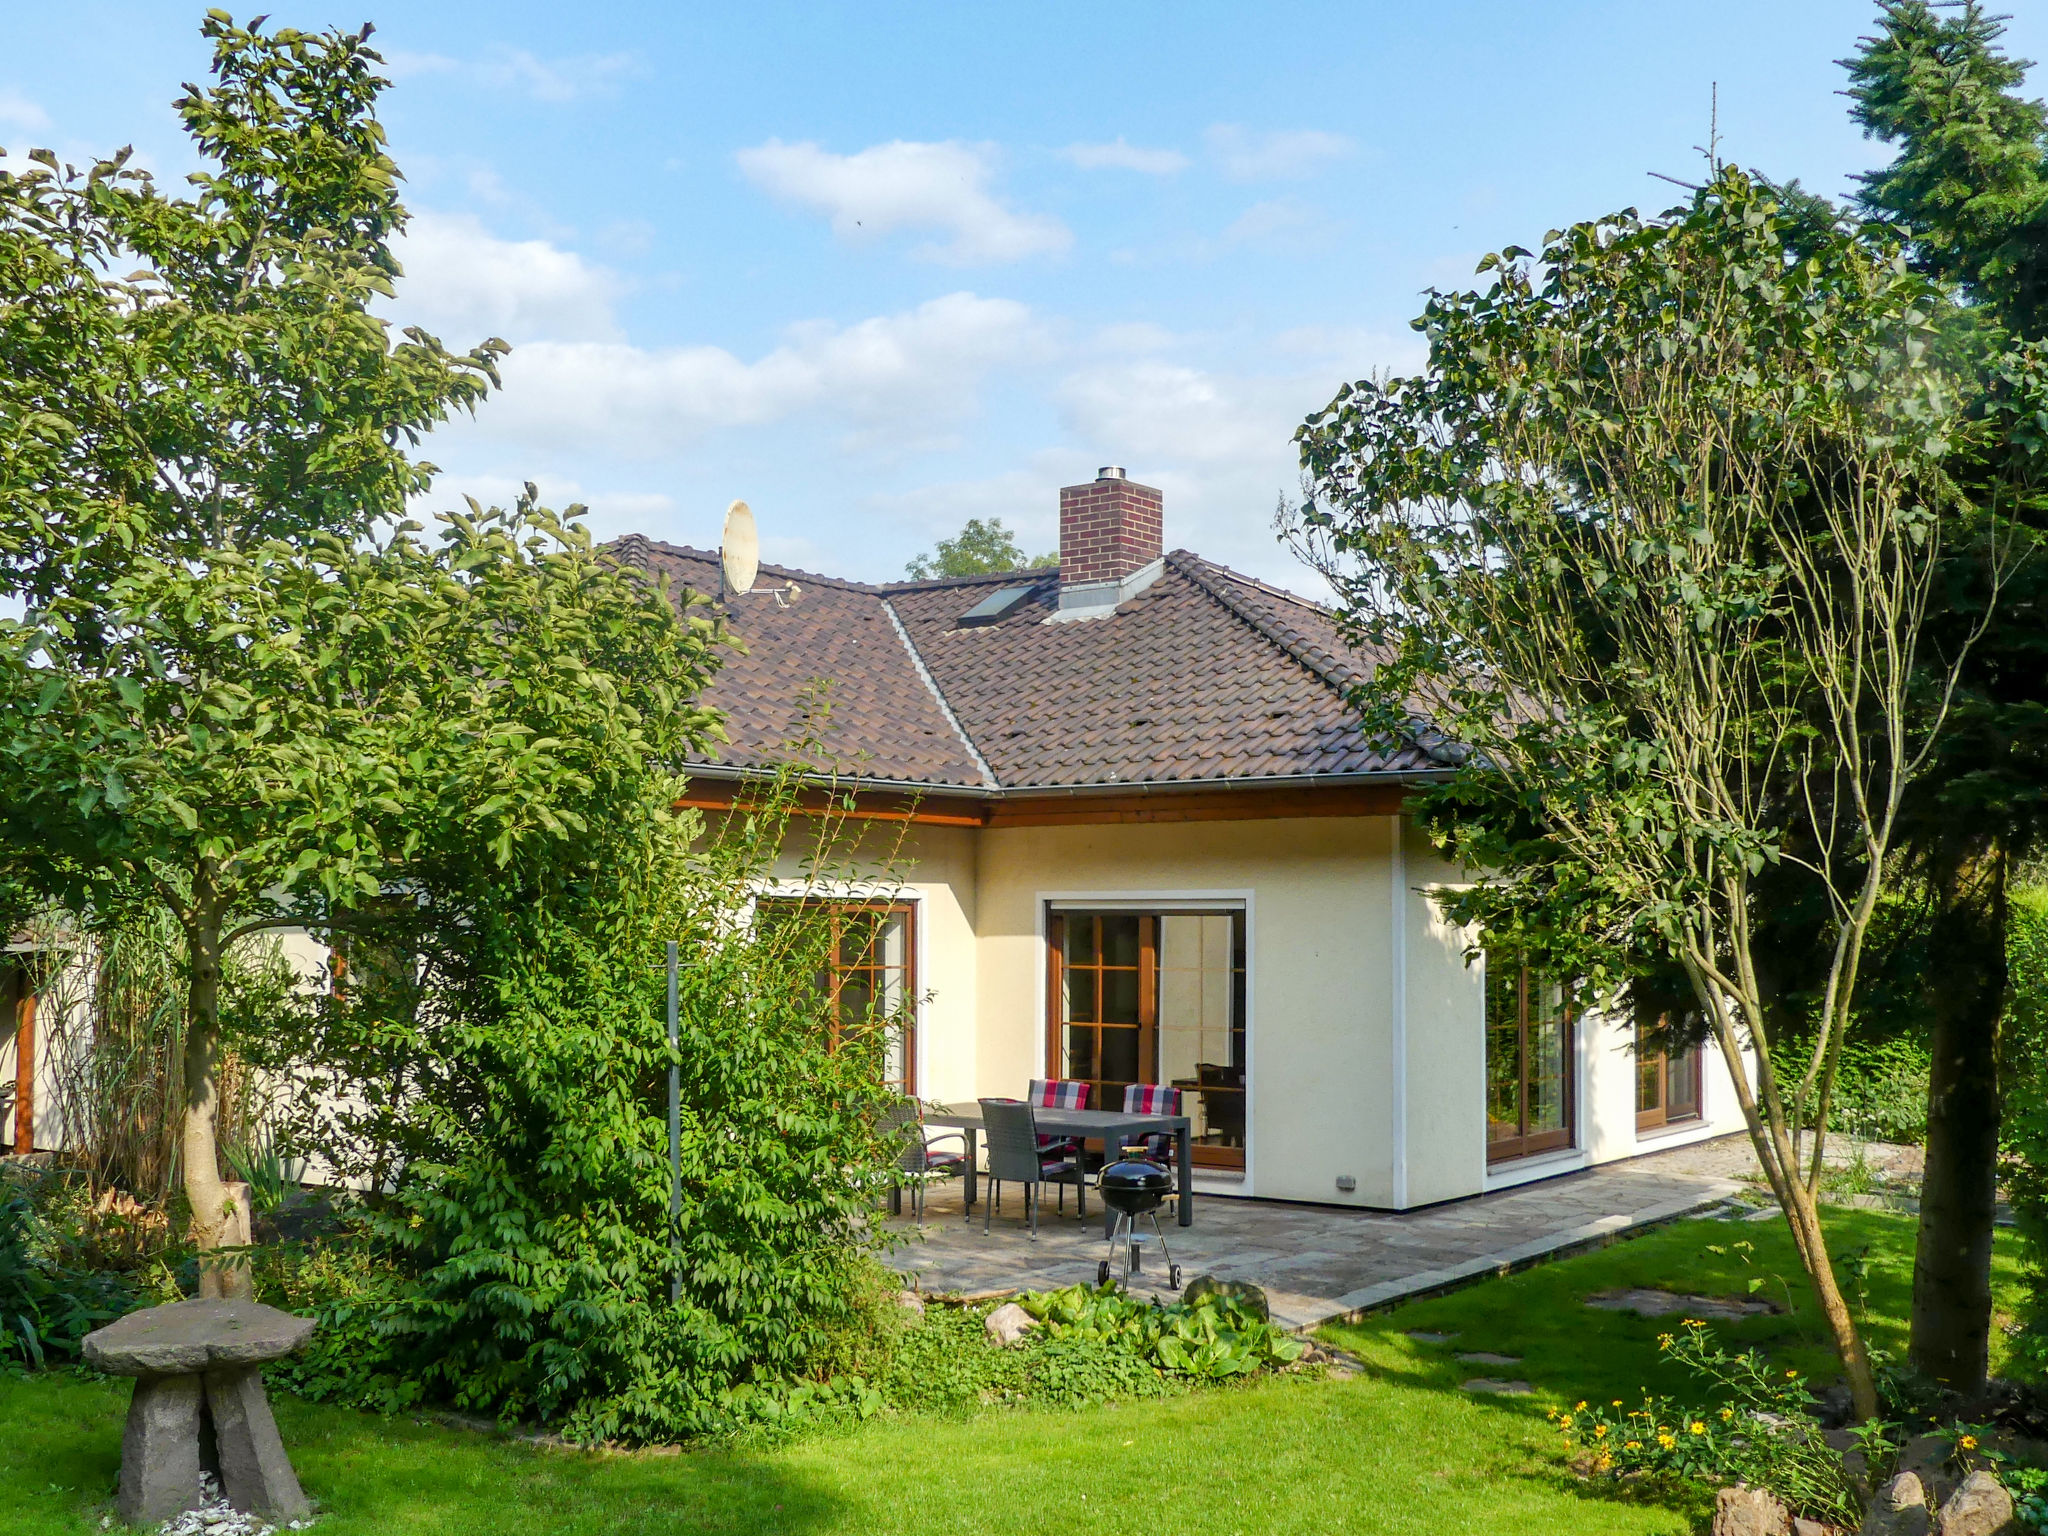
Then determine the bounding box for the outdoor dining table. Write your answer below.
[925,1102,1195,1233]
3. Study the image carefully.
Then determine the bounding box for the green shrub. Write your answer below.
[1017,1283,1306,1380]
[2002,886,2048,1375]
[1552,1320,1867,1524]
[0,1180,133,1369]
[255,773,911,1444]
[1819,1038,1931,1144]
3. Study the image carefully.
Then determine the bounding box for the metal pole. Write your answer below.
[666,939,681,1306]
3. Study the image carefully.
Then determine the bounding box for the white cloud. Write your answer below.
[387,210,623,344]
[0,89,50,135]
[1061,138,1188,175]
[473,292,1046,454]
[736,138,1070,264]
[1223,197,1335,247]
[1205,125,1354,182]
[384,47,639,103]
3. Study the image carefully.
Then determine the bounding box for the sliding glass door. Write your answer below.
[1048,908,1246,1170]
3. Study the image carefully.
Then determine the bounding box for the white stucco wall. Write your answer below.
[971,815,1400,1207]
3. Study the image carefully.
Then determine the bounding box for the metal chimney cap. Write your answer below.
[1097,465,1126,480]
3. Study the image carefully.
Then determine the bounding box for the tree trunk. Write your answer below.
[1911,842,2008,1393]
[183,917,251,1301]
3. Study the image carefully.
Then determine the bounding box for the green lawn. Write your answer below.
[1,1208,2018,1536]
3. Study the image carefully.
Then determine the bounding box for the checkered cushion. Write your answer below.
[1029,1079,1090,1111]
[1026,1078,1089,1154]
[1122,1083,1181,1160]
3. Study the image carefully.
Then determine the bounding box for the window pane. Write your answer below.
[1668,1046,1701,1118]
[1100,1026,1139,1087]
[1064,1025,1097,1082]
[1101,967,1140,1024]
[1637,1046,1663,1116]
[1066,916,1097,967]
[838,973,876,1027]
[1100,914,1141,968]
[1485,962,1523,1142]
[1066,967,1094,1024]
[1527,978,1569,1134]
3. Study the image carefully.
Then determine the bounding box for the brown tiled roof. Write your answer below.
[607,535,1443,792]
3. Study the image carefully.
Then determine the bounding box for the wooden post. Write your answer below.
[12,984,34,1155]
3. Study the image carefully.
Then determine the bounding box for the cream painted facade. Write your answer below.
[778,808,1753,1212]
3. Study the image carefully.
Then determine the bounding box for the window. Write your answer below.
[1047,908,1246,1170]
[1485,961,1575,1162]
[765,899,916,1094]
[1635,1020,1702,1133]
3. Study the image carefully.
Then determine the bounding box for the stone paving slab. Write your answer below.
[887,1136,1749,1331]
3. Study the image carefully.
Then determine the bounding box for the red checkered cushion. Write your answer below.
[1028,1079,1090,1110]
[1123,1083,1179,1117]
[1026,1078,1088,1153]
[1122,1083,1181,1161]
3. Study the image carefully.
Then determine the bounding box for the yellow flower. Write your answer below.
[1657,1433,1676,1450]
[1785,1369,1798,1378]
[1575,1401,1588,1411]
[1560,1416,1574,1430]
[1624,1440,1641,1451]
[1594,1425,1609,1439]
[1612,1399,1624,1407]
[1719,1407,1734,1421]
[1960,1435,1979,1451]
[1689,1421,1706,1435]
[1594,1453,1613,1473]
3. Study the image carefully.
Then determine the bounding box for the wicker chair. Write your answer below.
[977,1098,1085,1238]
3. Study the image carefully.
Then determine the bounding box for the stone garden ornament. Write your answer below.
[83,1299,316,1524]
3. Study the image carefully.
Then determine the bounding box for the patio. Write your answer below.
[885,1137,1752,1331]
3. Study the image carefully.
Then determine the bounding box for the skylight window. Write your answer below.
[957,584,1038,627]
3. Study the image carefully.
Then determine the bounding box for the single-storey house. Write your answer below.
[611,468,1752,1210]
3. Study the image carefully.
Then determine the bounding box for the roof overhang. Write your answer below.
[675,762,1457,829]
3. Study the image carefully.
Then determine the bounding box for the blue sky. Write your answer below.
[8,2,2045,590]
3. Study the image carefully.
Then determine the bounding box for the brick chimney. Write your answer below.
[1057,468,1163,613]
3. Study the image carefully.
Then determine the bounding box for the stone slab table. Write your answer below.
[82,1298,317,1525]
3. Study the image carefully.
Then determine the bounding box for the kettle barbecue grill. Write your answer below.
[1096,1151,1182,1291]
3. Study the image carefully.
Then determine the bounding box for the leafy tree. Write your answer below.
[1293,170,2042,1419]
[903,516,1055,579]
[0,17,720,1290]
[1843,0,2048,1392]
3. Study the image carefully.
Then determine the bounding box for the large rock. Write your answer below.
[207,1365,311,1519]
[1936,1471,2017,1536]
[1182,1275,1269,1321]
[115,1373,205,1524]
[1897,1434,1956,1509]
[83,1299,314,1377]
[984,1302,1038,1347]
[1714,1484,1791,1536]
[1861,1471,1931,1536]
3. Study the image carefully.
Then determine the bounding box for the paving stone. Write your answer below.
[1461,1378,1532,1395]
[1456,1351,1523,1365]
[1404,1330,1459,1344]
[1584,1288,1779,1320]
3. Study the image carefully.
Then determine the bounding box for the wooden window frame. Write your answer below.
[1046,908,1246,1170]
[1635,1023,1704,1134]
[767,898,918,1095]
[1485,964,1577,1164]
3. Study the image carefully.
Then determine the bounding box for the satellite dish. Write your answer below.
[720,500,759,598]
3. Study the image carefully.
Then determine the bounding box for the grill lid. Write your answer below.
[1098,1154,1171,1195]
